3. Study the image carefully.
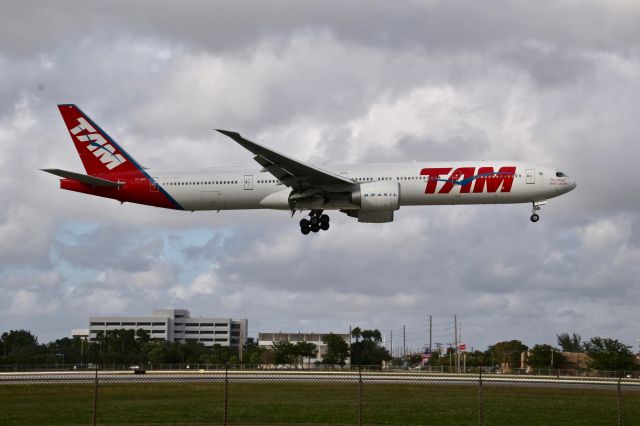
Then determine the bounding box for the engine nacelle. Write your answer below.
[350,181,400,211]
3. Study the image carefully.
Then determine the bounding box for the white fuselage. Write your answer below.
[151,161,576,212]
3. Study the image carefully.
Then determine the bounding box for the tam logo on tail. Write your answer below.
[70,117,127,170]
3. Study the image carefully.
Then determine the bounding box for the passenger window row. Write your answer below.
[165,180,238,186]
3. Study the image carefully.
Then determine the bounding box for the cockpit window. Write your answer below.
[556,171,566,177]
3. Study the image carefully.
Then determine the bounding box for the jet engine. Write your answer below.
[346,181,400,223]
[350,181,400,211]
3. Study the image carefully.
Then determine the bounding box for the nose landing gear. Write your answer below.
[300,210,330,234]
[530,201,546,223]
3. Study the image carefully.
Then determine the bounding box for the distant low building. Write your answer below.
[71,329,89,339]
[258,332,351,365]
[560,352,589,369]
[78,308,247,352]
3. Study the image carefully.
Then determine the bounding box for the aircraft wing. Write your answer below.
[216,130,355,191]
[41,168,124,188]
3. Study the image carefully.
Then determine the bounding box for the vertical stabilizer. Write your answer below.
[57,104,142,176]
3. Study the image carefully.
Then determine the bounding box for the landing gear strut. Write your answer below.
[300,210,330,234]
[530,201,545,223]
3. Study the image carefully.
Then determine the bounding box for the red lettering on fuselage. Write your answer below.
[420,167,452,194]
[438,167,476,194]
[420,166,516,194]
[472,166,516,193]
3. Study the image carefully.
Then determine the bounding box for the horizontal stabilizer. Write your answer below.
[40,169,124,187]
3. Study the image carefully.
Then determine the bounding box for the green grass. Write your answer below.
[1,382,638,425]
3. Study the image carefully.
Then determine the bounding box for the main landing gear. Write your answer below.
[530,200,546,223]
[300,210,330,235]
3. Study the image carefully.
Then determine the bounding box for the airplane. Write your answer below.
[43,104,576,235]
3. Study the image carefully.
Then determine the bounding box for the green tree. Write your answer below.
[135,329,150,344]
[0,330,43,364]
[556,332,583,352]
[322,333,349,365]
[272,341,297,364]
[243,338,265,365]
[528,344,564,369]
[207,344,234,364]
[463,350,490,367]
[351,327,362,343]
[583,337,635,371]
[486,340,528,370]
[294,341,318,367]
[350,328,390,366]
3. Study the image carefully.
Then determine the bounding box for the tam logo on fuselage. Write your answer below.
[70,117,126,170]
[420,166,516,194]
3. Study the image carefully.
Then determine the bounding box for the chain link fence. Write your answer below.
[1,367,639,425]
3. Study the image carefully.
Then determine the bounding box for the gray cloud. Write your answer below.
[53,225,165,273]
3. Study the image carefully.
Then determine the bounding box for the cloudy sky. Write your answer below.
[1,0,639,354]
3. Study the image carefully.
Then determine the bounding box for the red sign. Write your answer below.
[458,344,466,351]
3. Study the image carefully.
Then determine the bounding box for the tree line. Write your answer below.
[0,328,637,371]
[419,333,637,371]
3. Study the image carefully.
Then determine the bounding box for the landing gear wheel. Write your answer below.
[320,221,330,231]
[300,219,310,228]
[301,226,310,235]
[320,214,330,224]
[310,216,319,225]
[530,214,540,223]
[311,223,320,233]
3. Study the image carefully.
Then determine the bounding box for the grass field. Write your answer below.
[1,381,638,425]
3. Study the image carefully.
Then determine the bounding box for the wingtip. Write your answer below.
[215,129,239,137]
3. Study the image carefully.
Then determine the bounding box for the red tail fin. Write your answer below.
[58,104,142,176]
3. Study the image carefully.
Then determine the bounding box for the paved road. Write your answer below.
[1,370,639,390]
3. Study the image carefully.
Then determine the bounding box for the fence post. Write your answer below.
[224,364,229,426]
[92,365,98,426]
[617,377,622,426]
[358,366,363,426]
[478,370,484,426]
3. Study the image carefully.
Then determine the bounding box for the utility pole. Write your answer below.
[390,331,393,359]
[454,315,458,373]
[458,321,462,373]
[403,325,406,360]
[428,315,432,352]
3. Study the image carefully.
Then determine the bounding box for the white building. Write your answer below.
[84,308,247,351]
[258,332,351,365]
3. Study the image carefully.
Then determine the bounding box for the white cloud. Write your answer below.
[0,1,639,350]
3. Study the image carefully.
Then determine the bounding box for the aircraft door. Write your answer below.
[525,169,535,184]
[150,178,159,192]
[244,175,253,190]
